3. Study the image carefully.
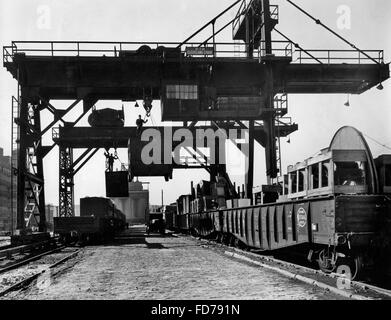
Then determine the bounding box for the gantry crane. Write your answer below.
[2,0,389,238]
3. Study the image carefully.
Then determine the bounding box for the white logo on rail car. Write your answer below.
[297,207,307,228]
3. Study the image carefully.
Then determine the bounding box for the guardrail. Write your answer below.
[2,40,292,59]
[3,43,16,64]
[295,49,384,65]
[3,41,384,65]
[260,40,293,58]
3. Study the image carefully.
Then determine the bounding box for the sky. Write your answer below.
[0,0,390,206]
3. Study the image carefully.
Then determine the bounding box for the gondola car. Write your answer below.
[169,127,391,279]
[54,197,126,244]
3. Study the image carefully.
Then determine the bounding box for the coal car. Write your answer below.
[169,127,391,280]
[54,197,126,244]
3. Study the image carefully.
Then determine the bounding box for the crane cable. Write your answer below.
[177,0,242,48]
[274,28,323,64]
[285,0,381,65]
[363,133,391,152]
[113,150,128,171]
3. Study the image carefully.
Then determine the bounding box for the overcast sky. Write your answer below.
[0,0,390,206]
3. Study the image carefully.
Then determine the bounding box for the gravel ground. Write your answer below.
[4,235,346,300]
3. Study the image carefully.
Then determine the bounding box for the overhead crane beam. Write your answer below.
[53,125,297,149]
[4,55,387,98]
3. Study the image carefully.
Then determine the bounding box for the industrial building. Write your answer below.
[111,181,149,225]
[0,148,15,235]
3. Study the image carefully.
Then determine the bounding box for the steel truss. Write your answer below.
[12,94,96,230]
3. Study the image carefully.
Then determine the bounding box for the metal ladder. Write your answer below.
[11,95,41,230]
[25,103,41,230]
[24,182,41,230]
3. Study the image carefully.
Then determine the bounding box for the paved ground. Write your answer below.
[8,234,345,300]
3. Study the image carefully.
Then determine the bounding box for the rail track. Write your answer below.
[0,245,67,275]
[178,234,391,300]
[0,249,81,297]
[0,239,81,298]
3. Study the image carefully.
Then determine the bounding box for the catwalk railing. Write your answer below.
[3,41,384,65]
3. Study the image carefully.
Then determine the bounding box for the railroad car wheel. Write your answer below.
[317,249,337,274]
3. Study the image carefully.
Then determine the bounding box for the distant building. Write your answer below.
[111,181,149,225]
[150,205,163,213]
[0,148,15,235]
[74,204,80,217]
[45,204,58,232]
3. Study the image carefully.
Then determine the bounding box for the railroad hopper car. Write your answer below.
[54,197,126,244]
[170,127,391,279]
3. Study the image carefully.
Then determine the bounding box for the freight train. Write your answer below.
[167,127,391,281]
[54,197,127,244]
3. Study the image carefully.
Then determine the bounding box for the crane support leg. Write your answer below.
[16,89,47,232]
[59,146,74,217]
[245,121,255,202]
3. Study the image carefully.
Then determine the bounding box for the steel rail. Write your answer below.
[0,244,67,275]
[0,249,81,297]
[0,239,56,259]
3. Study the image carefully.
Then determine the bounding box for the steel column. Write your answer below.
[16,92,28,230]
[33,107,47,232]
[245,120,255,201]
[16,89,47,231]
[59,146,74,217]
